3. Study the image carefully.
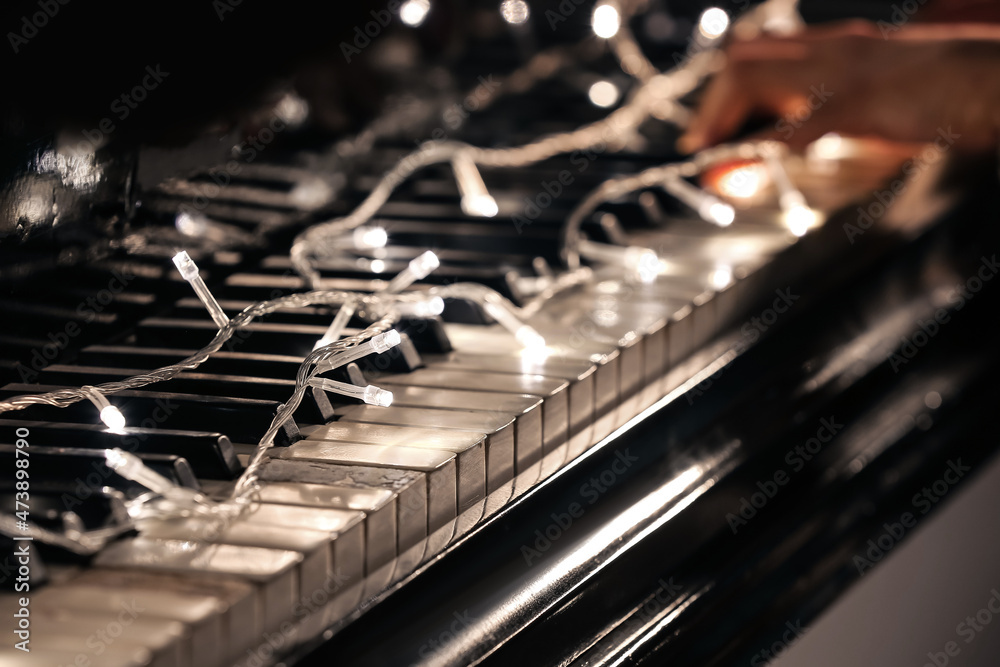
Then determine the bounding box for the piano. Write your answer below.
[3,0,1000,665]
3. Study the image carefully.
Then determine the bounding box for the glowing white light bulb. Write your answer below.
[763,151,818,236]
[400,0,430,26]
[697,7,729,39]
[312,329,402,375]
[464,194,499,218]
[172,251,230,329]
[707,201,735,227]
[289,178,332,209]
[579,240,661,283]
[100,406,127,433]
[784,204,818,237]
[663,177,735,227]
[82,386,126,433]
[629,248,661,284]
[105,448,202,505]
[716,164,765,199]
[353,226,388,249]
[711,265,733,290]
[809,133,844,160]
[396,296,445,318]
[308,377,394,407]
[175,212,209,237]
[501,0,529,24]
[385,251,440,293]
[588,80,620,108]
[515,325,547,350]
[274,92,309,127]
[592,3,621,38]
[452,152,498,218]
[484,301,547,350]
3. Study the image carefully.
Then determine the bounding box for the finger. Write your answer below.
[677,68,752,153]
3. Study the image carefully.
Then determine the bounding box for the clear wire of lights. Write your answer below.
[1,0,808,553]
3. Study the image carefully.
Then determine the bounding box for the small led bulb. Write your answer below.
[82,386,127,433]
[697,7,729,39]
[624,247,660,284]
[100,406,127,432]
[484,302,547,350]
[313,329,403,375]
[353,226,388,249]
[308,377,394,407]
[362,385,394,407]
[104,448,199,505]
[579,240,661,283]
[396,296,445,318]
[172,251,230,329]
[662,177,735,227]
[385,251,440,293]
[515,325,547,350]
[763,152,817,236]
[370,329,403,354]
[400,0,430,26]
[452,152,498,218]
[592,2,620,38]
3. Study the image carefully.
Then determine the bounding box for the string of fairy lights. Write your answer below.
[1,0,815,552]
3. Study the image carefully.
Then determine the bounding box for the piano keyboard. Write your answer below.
[0,22,920,666]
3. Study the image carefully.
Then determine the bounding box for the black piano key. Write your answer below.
[31,364,326,423]
[134,317,334,357]
[0,419,242,480]
[0,445,201,494]
[0,384,298,446]
[80,337,423,379]
[0,489,124,532]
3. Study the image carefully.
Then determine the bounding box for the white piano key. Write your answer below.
[295,422,486,538]
[94,537,302,641]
